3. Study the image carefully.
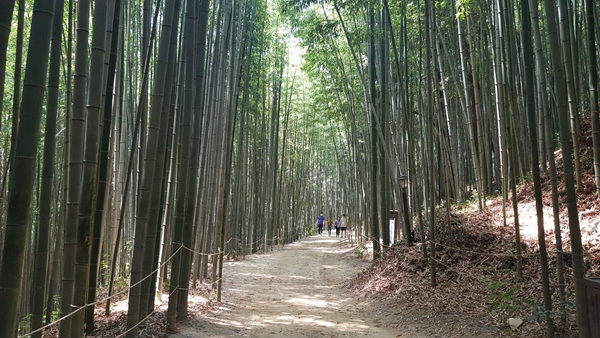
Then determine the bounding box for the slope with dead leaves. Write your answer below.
[350,118,600,337]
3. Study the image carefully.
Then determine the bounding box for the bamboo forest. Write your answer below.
[0,0,599,337]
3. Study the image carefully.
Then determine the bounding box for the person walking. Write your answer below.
[326,216,333,236]
[317,212,325,235]
[334,217,340,237]
[340,214,347,238]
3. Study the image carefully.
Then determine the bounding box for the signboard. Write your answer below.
[389,219,395,244]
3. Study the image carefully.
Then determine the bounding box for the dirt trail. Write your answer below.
[169,235,498,338]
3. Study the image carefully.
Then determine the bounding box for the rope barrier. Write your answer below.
[19,246,183,338]
[227,235,272,248]
[233,235,290,250]
[181,244,224,257]
[20,229,332,336]
[208,276,224,284]
[430,241,599,259]
[351,231,599,260]
[115,286,180,338]
[236,236,266,248]
[25,226,595,337]
[354,232,408,250]
[429,241,540,258]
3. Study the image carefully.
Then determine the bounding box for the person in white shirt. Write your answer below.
[340,214,347,238]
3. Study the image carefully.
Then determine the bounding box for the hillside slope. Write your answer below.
[351,119,600,337]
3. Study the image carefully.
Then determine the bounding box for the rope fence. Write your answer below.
[429,241,540,258]
[181,244,224,257]
[115,285,180,338]
[19,228,339,336]
[18,240,226,338]
[21,231,286,337]
[20,228,597,337]
[350,228,600,260]
[21,245,184,337]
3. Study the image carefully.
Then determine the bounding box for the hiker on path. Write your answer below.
[326,216,333,236]
[340,214,347,238]
[317,212,325,235]
[334,217,340,237]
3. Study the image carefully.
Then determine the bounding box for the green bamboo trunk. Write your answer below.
[0,0,56,335]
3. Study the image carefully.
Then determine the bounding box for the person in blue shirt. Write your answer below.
[317,212,325,235]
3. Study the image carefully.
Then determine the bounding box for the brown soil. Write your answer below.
[46,119,600,338]
[349,118,600,338]
[168,235,499,338]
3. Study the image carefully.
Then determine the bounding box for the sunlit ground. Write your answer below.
[175,235,388,337]
[458,194,599,251]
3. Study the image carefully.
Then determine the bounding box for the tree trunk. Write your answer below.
[521,0,554,334]
[543,0,589,335]
[71,0,110,333]
[425,0,437,287]
[0,0,57,335]
[86,0,123,331]
[586,0,600,197]
[0,0,16,123]
[529,0,568,322]
[59,0,90,334]
[558,0,582,189]
[368,5,380,259]
[125,1,177,334]
[30,1,63,336]
[166,0,197,327]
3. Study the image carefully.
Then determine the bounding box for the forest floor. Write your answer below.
[165,235,499,338]
[78,235,501,337]
[69,120,600,338]
[348,119,600,338]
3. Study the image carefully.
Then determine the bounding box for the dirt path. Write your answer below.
[169,236,498,338]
